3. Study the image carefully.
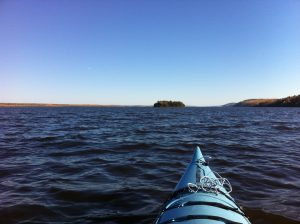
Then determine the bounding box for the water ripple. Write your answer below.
[0,107,299,223]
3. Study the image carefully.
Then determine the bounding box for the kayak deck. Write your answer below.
[155,146,251,224]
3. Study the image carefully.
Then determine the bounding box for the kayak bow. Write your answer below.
[155,146,251,224]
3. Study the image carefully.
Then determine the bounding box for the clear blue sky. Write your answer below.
[0,0,299,106]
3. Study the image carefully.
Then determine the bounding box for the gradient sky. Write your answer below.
[0,0,299,106]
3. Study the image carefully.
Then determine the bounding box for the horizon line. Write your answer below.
[0,102,220,107]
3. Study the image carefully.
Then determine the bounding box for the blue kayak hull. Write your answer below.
[155,147,251,224]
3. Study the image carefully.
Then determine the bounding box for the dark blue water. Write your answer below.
[0,107,299,224]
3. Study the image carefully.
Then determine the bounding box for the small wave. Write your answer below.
[0,204,60,224]
[113,143,158,151]
[134,128,148,135]
[40,140,87,149]
[233,124,246,128]
[53,164,88,175]
[237,164,262,173]
[205,124,231,130]
[16,185,32,193]
[174,143,200,150]
[48,187,157,206]
[152,129,178,134]
[273,125,295,131]
[71,134,87,140]
[48,148,112,157]
[244,207,300,224]
[0,169,14,178]
[49,187,115,203]
[226,144,257,151]
[87,213,156,224]
[105,164,141,176]
[212,158,232,167]
[27,136,60,142]
[77,126,98,131]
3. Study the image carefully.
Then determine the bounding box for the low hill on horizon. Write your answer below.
[232,94,300,107]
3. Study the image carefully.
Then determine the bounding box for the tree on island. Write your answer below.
[154,101,185,107]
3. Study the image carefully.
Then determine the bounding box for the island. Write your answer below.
[154,101,185,107]
[227,94,300,107]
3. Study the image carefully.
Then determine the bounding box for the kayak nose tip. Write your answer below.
[192,146,203,162]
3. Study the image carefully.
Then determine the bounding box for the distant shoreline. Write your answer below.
[0,103,146,108]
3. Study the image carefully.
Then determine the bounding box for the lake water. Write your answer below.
[0,107,299,224]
